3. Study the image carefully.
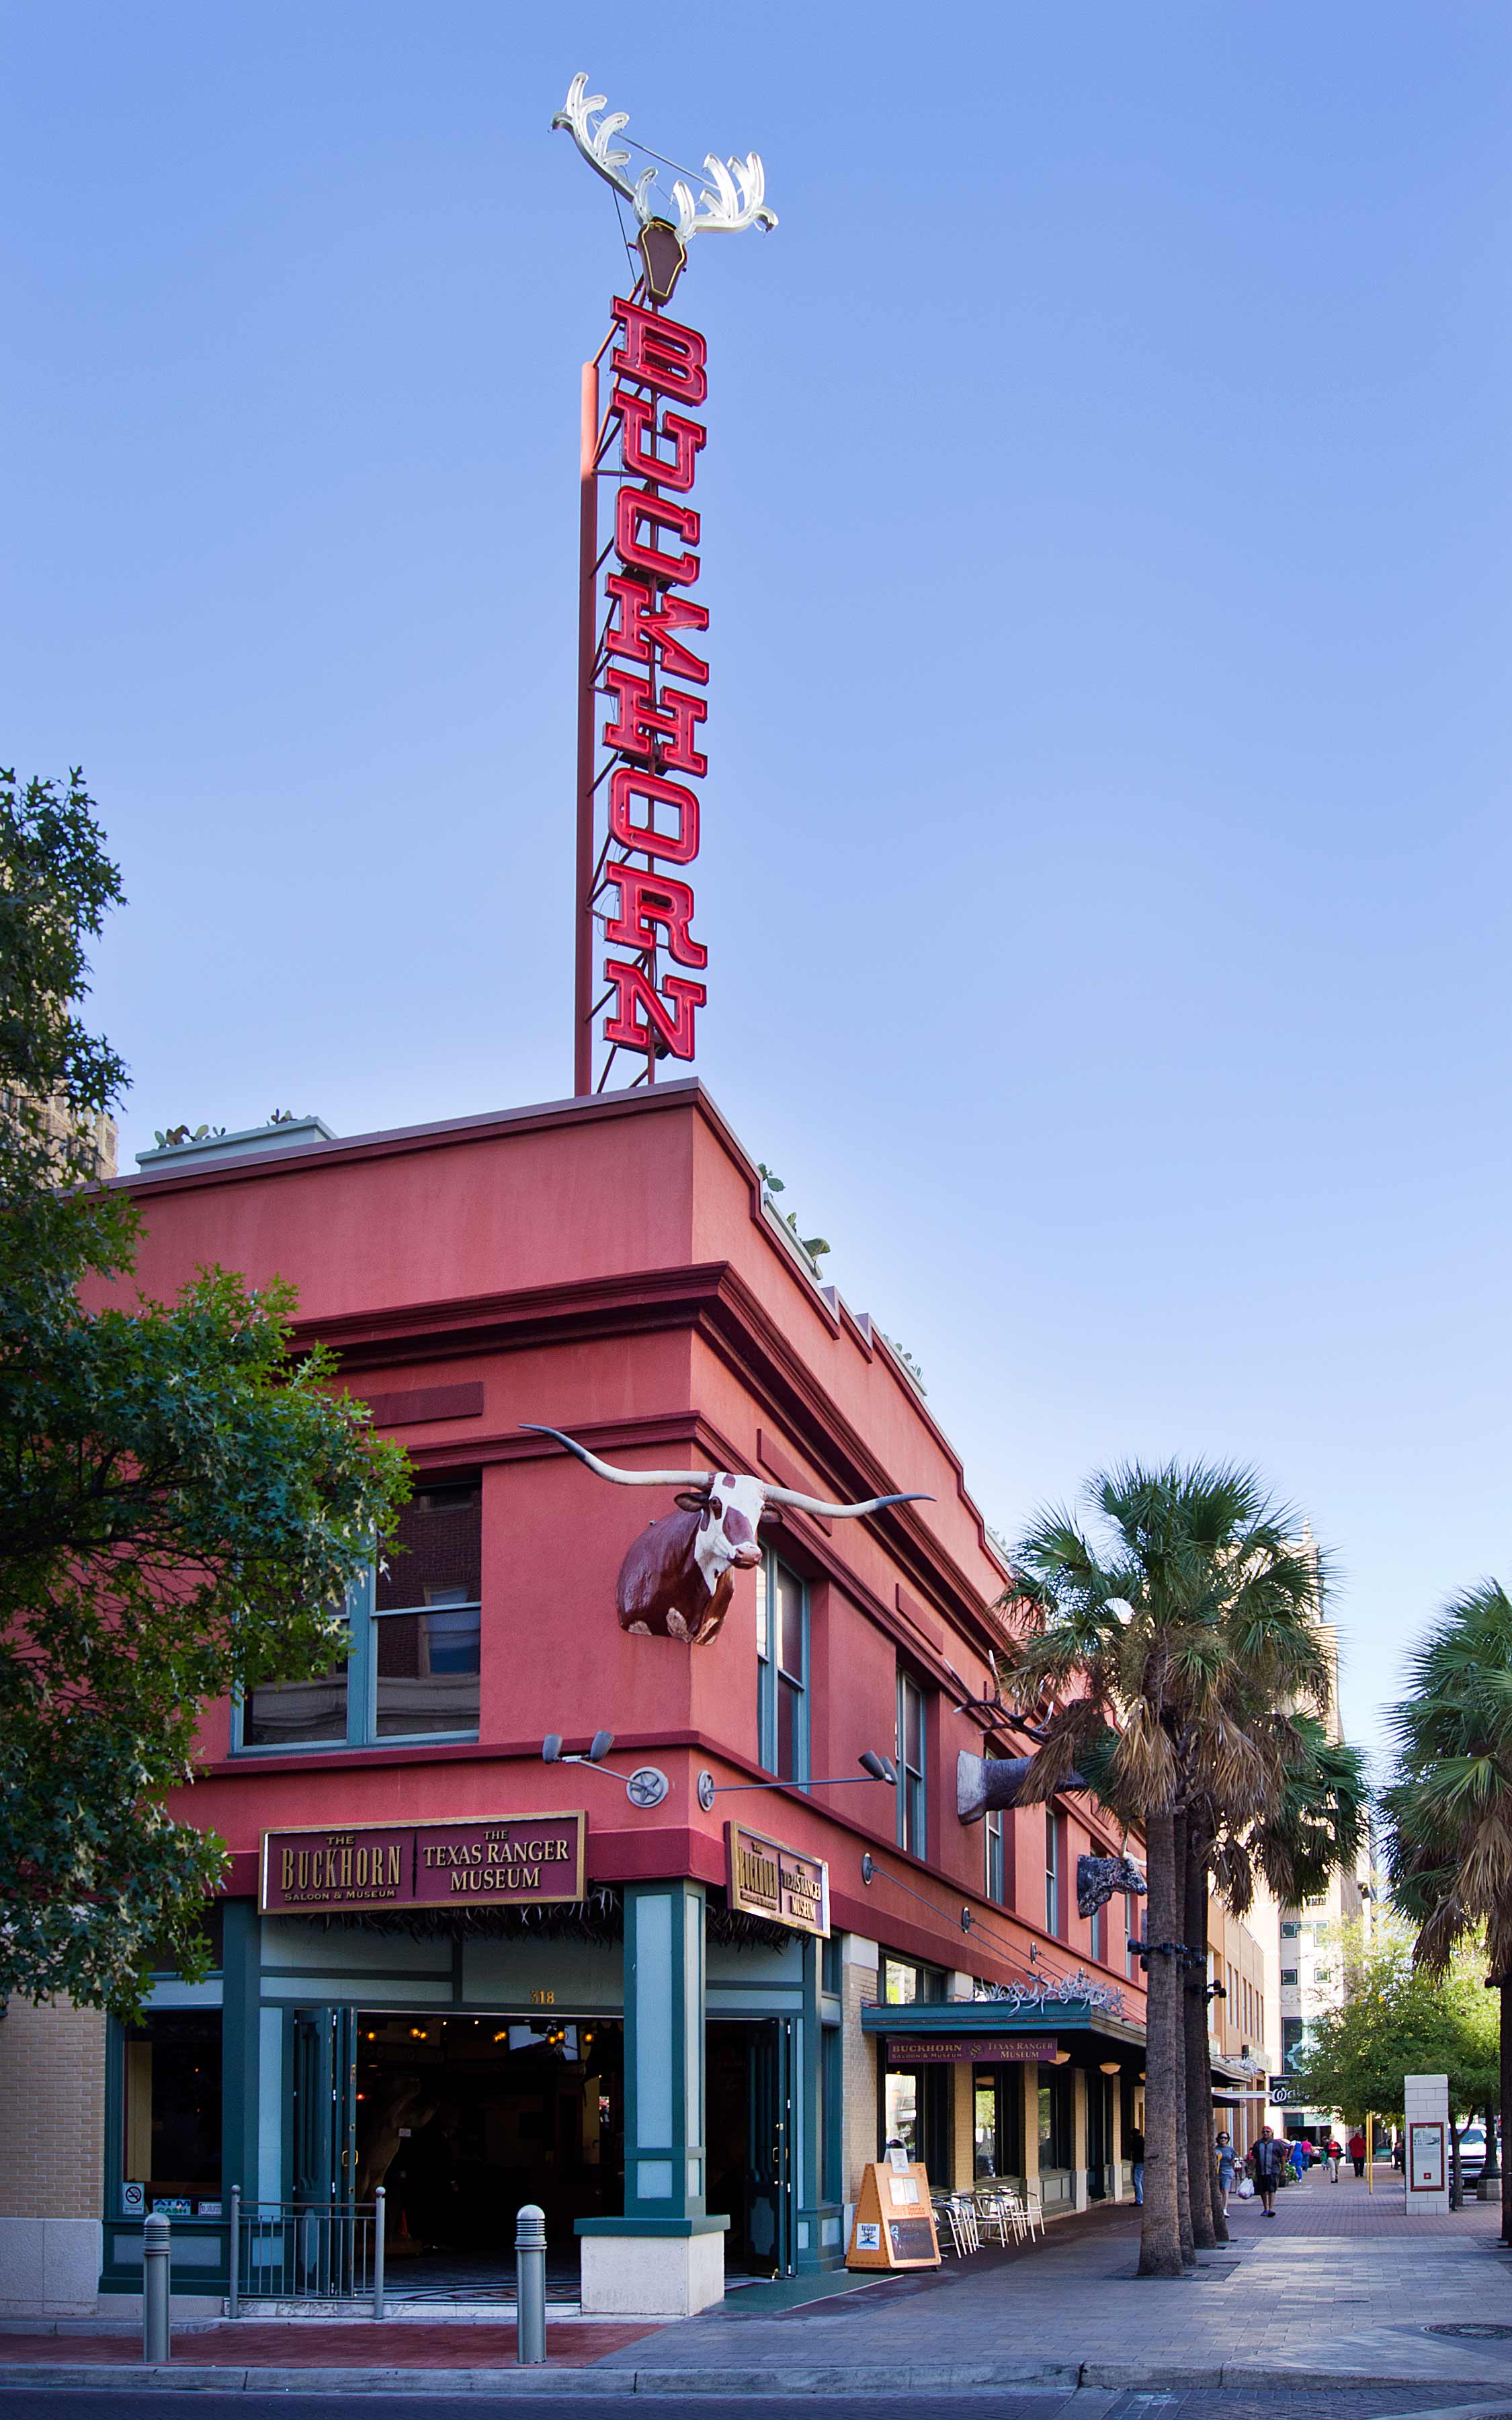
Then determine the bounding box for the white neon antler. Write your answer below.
[551,73,659,223]
[671,153,777,240]
[552,73,777,241]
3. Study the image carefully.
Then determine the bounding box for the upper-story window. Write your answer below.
[984,1807,1006,1905]
[755,1554,808,1782]
[883,1954,946,2004]
[896,1670,927,1858]
[1088,1892,1105,1965]
[1045,1810,1065,1938]
[238,1479,482,1752]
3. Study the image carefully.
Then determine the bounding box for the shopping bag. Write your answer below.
[1236,2177,1255,2199]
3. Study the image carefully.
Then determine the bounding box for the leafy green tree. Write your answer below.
[1007,1462,1341,2277]
[1384,1581,1512,2238]
[1293,1923,1497,2197]
[0,771,409,2015]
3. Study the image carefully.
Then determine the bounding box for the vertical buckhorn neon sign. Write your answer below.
[552,73,776,1095]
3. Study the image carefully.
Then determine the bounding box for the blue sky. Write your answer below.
[7,4,1510,1761]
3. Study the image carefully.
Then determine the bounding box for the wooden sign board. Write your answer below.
[725,1822,829,1937]
[845,2160,941,2269]
[260,1814,586,1912]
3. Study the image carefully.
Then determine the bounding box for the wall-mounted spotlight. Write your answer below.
[696,1752,896,1814]
[542,1732,669,1808]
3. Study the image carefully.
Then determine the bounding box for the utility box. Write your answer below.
[1404,2073,1450,2214]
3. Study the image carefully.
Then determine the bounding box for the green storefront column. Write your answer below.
[577,1880,727,2314]
[220,1900,261,2211]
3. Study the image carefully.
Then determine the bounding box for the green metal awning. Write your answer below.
[861,1997,1146,2057]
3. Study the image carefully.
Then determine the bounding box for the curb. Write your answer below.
[2,2359,1511,2396]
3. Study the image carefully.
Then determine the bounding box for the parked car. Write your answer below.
[1458,2126,1487,2181]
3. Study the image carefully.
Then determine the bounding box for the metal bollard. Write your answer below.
[228,2185,241,2320]
[142,2208,171,2364]
[373,2186,386,2321]
[514,2204,547,2366]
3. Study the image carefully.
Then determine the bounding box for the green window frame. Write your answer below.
[235,1478,482,1753]
[984,1807,1006,1904]
[896,1670,926,1857]
[756,1551,809,1783]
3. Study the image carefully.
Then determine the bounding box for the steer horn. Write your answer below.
[523,1424,931,1519]
[957,1750,1089,1824]
[761,1483,932,1519]
[520,1425,712,1489]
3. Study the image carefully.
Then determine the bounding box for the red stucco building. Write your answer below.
[50,1082,1150,2316]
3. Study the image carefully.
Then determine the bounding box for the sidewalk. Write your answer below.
[5,2174,1512,2394]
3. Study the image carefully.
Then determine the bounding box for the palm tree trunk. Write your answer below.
[1136,1807,1185,2278]
[1183,1826,1223,2246]
[1172,1812,1194,2266]
[1501,1978,1512,2245]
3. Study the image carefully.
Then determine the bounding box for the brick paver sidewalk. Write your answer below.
[0,2318,653,2369]
[589,2171,1512,2387]
[5,2176,1512,2392]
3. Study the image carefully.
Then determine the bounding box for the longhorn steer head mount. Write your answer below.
[1077,1853,1148,1918]
[522,1424,930,1646]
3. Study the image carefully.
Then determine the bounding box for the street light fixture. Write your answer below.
[696,1752,896,1814]
[542,1731,669,1808]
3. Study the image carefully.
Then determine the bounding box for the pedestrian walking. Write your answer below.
[1251,2127,1286,2217]
[1348,2128,1367,2179]
[1326,2136,1343,2181]
[1215,2131,1237,2215]
[1128,2124,1145,2206]
[1289,2136,1307,2182]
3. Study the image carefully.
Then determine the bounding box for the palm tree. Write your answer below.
[1383,1580,1512,2246]
[1197,1719,1366,2243]
[1008,1462,1333,2278]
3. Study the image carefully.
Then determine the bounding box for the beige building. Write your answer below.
[1247,1530,1376,2142]
[1208,1895,1273,2159]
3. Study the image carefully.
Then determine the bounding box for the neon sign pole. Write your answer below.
[552,75,775,1096]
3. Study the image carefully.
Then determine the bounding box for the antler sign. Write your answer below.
[552,73,777,255]
[523,1426,929,1645]
[553,75,776,1096]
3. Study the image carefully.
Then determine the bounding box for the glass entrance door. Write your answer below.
[747,2017,794,2278]
[294,2007,357,2206]
[291,2007,358,2294]
[1087,2070,1113,2199]
[707,2018,795,2277]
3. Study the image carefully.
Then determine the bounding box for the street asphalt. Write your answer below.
[5,2394,1512,2419]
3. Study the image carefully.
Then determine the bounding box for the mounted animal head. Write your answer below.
[522,1424,931,1645]
[1076,1852,1147,1919]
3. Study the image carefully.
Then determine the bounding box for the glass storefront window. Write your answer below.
[883,1958,918,2006]
[1038,2066,1073,2169]
[974,2064,1025,2179]
[974,2079,997,2175]
[885,2069,919,2159]
[122,2011,222,2211]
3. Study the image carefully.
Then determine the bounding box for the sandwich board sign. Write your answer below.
[845,2154,941,2269]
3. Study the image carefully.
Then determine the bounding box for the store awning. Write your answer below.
[861,1997,1145,2063]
